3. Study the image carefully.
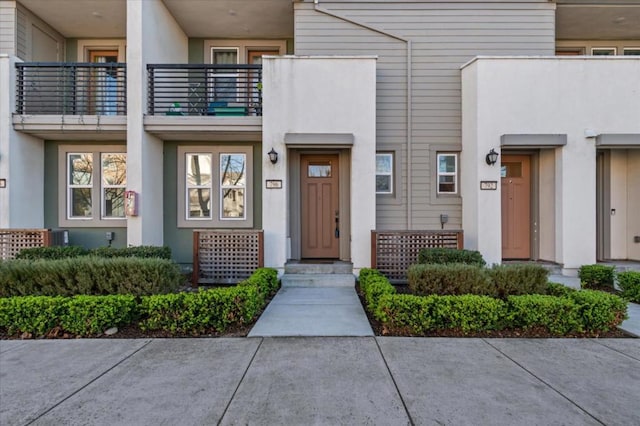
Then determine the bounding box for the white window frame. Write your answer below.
[375,152,394,195]
[436,153,458,195]
[623,47,640,56]
[178,145,254,228]
[58,145,126,228]
[219,153,247,221]
[100,153,127,219]
[210,47,240,104]
[185,153,213,221]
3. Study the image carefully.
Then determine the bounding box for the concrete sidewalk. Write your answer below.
[1,337,638,425]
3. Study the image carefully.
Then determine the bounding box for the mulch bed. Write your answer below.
[355,284,632,338]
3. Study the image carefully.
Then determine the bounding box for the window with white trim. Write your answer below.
[59,146,126,227]
[437,153,458,194]
[178,146,253,228]
[376,153,393,194]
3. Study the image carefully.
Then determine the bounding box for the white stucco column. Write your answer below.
[262,56,377,272]
[0,54,44,228]
[126,0,187,246]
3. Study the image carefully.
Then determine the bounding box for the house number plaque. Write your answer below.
[480,181,497,190]
[266,180,283,189]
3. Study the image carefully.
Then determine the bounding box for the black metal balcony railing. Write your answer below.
[16,62,127,115]
[147,64,262,117]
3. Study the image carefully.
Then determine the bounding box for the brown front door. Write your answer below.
[501,155,531,259]
[301,154,340,258]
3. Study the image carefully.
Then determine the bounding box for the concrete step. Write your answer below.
[281,273,355,288]
[284,261,353,275]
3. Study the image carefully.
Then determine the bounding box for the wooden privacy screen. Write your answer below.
[371,230,463,283]
[0,229,52,260]
[193,230,264,286]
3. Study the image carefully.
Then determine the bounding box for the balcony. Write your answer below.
[13,62,127,140]
[144,64,262,141]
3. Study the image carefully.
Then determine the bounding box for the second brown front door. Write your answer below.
[301,154,340,258]
[501,155,531,259]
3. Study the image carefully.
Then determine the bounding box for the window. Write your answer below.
[591,48,616,56]
[178,146,253,228]
[623,48,640,56]
[210,47,239,103]
[437,153,457,194]
[376,153,393,194]
[59,145,126,227]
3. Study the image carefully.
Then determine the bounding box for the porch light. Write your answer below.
[485,148,499,166]
[268,148,278,164]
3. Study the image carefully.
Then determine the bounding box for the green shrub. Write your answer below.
[15,246,88,260]
[238,268,279,301]
[408,263,491,296]
[139,286,261,334]
[578,264,615,289]
[507,295,580,334]
[546,282,577,297]
[569,290,627,331]
[418,248,486,266]
[0,296,66,336]
[60,295,138,335]
[376,294,506,334]
[617,271,640,303]
[358,268,396,312]
[90,246,172,259]
[487,264,549,298]
[0,257,182,297]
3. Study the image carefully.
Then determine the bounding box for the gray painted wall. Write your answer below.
[294,0,555,231]
[43,142,128,250]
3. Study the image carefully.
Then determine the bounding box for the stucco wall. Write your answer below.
[462,57,640,272]
[262,56,377,272]
[626,150,640,261]
[126,0,188,246]
[0,55,44,228]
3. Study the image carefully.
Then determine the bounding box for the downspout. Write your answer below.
[312,0,413,229]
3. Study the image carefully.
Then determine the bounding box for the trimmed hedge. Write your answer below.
[579,264,615,289]
[16,245,172,261]
[360,269,627,335]
[418,248,486,266]
[618,271,640,303]
[0,257,183,297]
[407,263,548,298]
[0,268,279,337]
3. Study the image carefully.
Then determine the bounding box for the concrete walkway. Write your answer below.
[1,337,638,425]
[248,286,373,337]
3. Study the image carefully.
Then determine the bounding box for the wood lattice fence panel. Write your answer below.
[193,230,264,285]
[371,230,463,284]
[0,229,51,260]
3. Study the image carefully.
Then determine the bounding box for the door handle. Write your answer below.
[335,210,339,238]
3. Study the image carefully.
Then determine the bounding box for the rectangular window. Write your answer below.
[376,153,393,194]
[220,153,246,220]
[623,48,640,56]
[178,146,253,228]
[591,47,616,56]
[186,154,212,219]
[211,47,239,103]
[101,153,126,218]
[437,153,457,194]
[60,146,127,227]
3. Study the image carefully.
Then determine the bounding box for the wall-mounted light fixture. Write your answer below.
[268,148,278,164]
[485,148,499,166]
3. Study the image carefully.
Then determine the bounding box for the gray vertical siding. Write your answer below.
[294,0,555,230]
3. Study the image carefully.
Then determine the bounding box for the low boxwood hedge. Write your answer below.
[578,264,616,289]
[418,248,486,266]
[617,271,640,303]
[360,269,627,335]
[15,245,172,261]
[0,257,183,297]
[0,268,279,337]
[407,263,548,298]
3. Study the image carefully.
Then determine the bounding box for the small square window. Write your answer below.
[437,153,458,194]
[376,153,393,194]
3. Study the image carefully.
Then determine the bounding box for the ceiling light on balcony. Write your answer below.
[92,11,103,18]
[228,9,237,16]
[613,17,626,25]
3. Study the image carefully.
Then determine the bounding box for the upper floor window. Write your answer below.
[376,153,393,194]
[591,47,616,56]
[623,48,640,56]
[437,153,457,195]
